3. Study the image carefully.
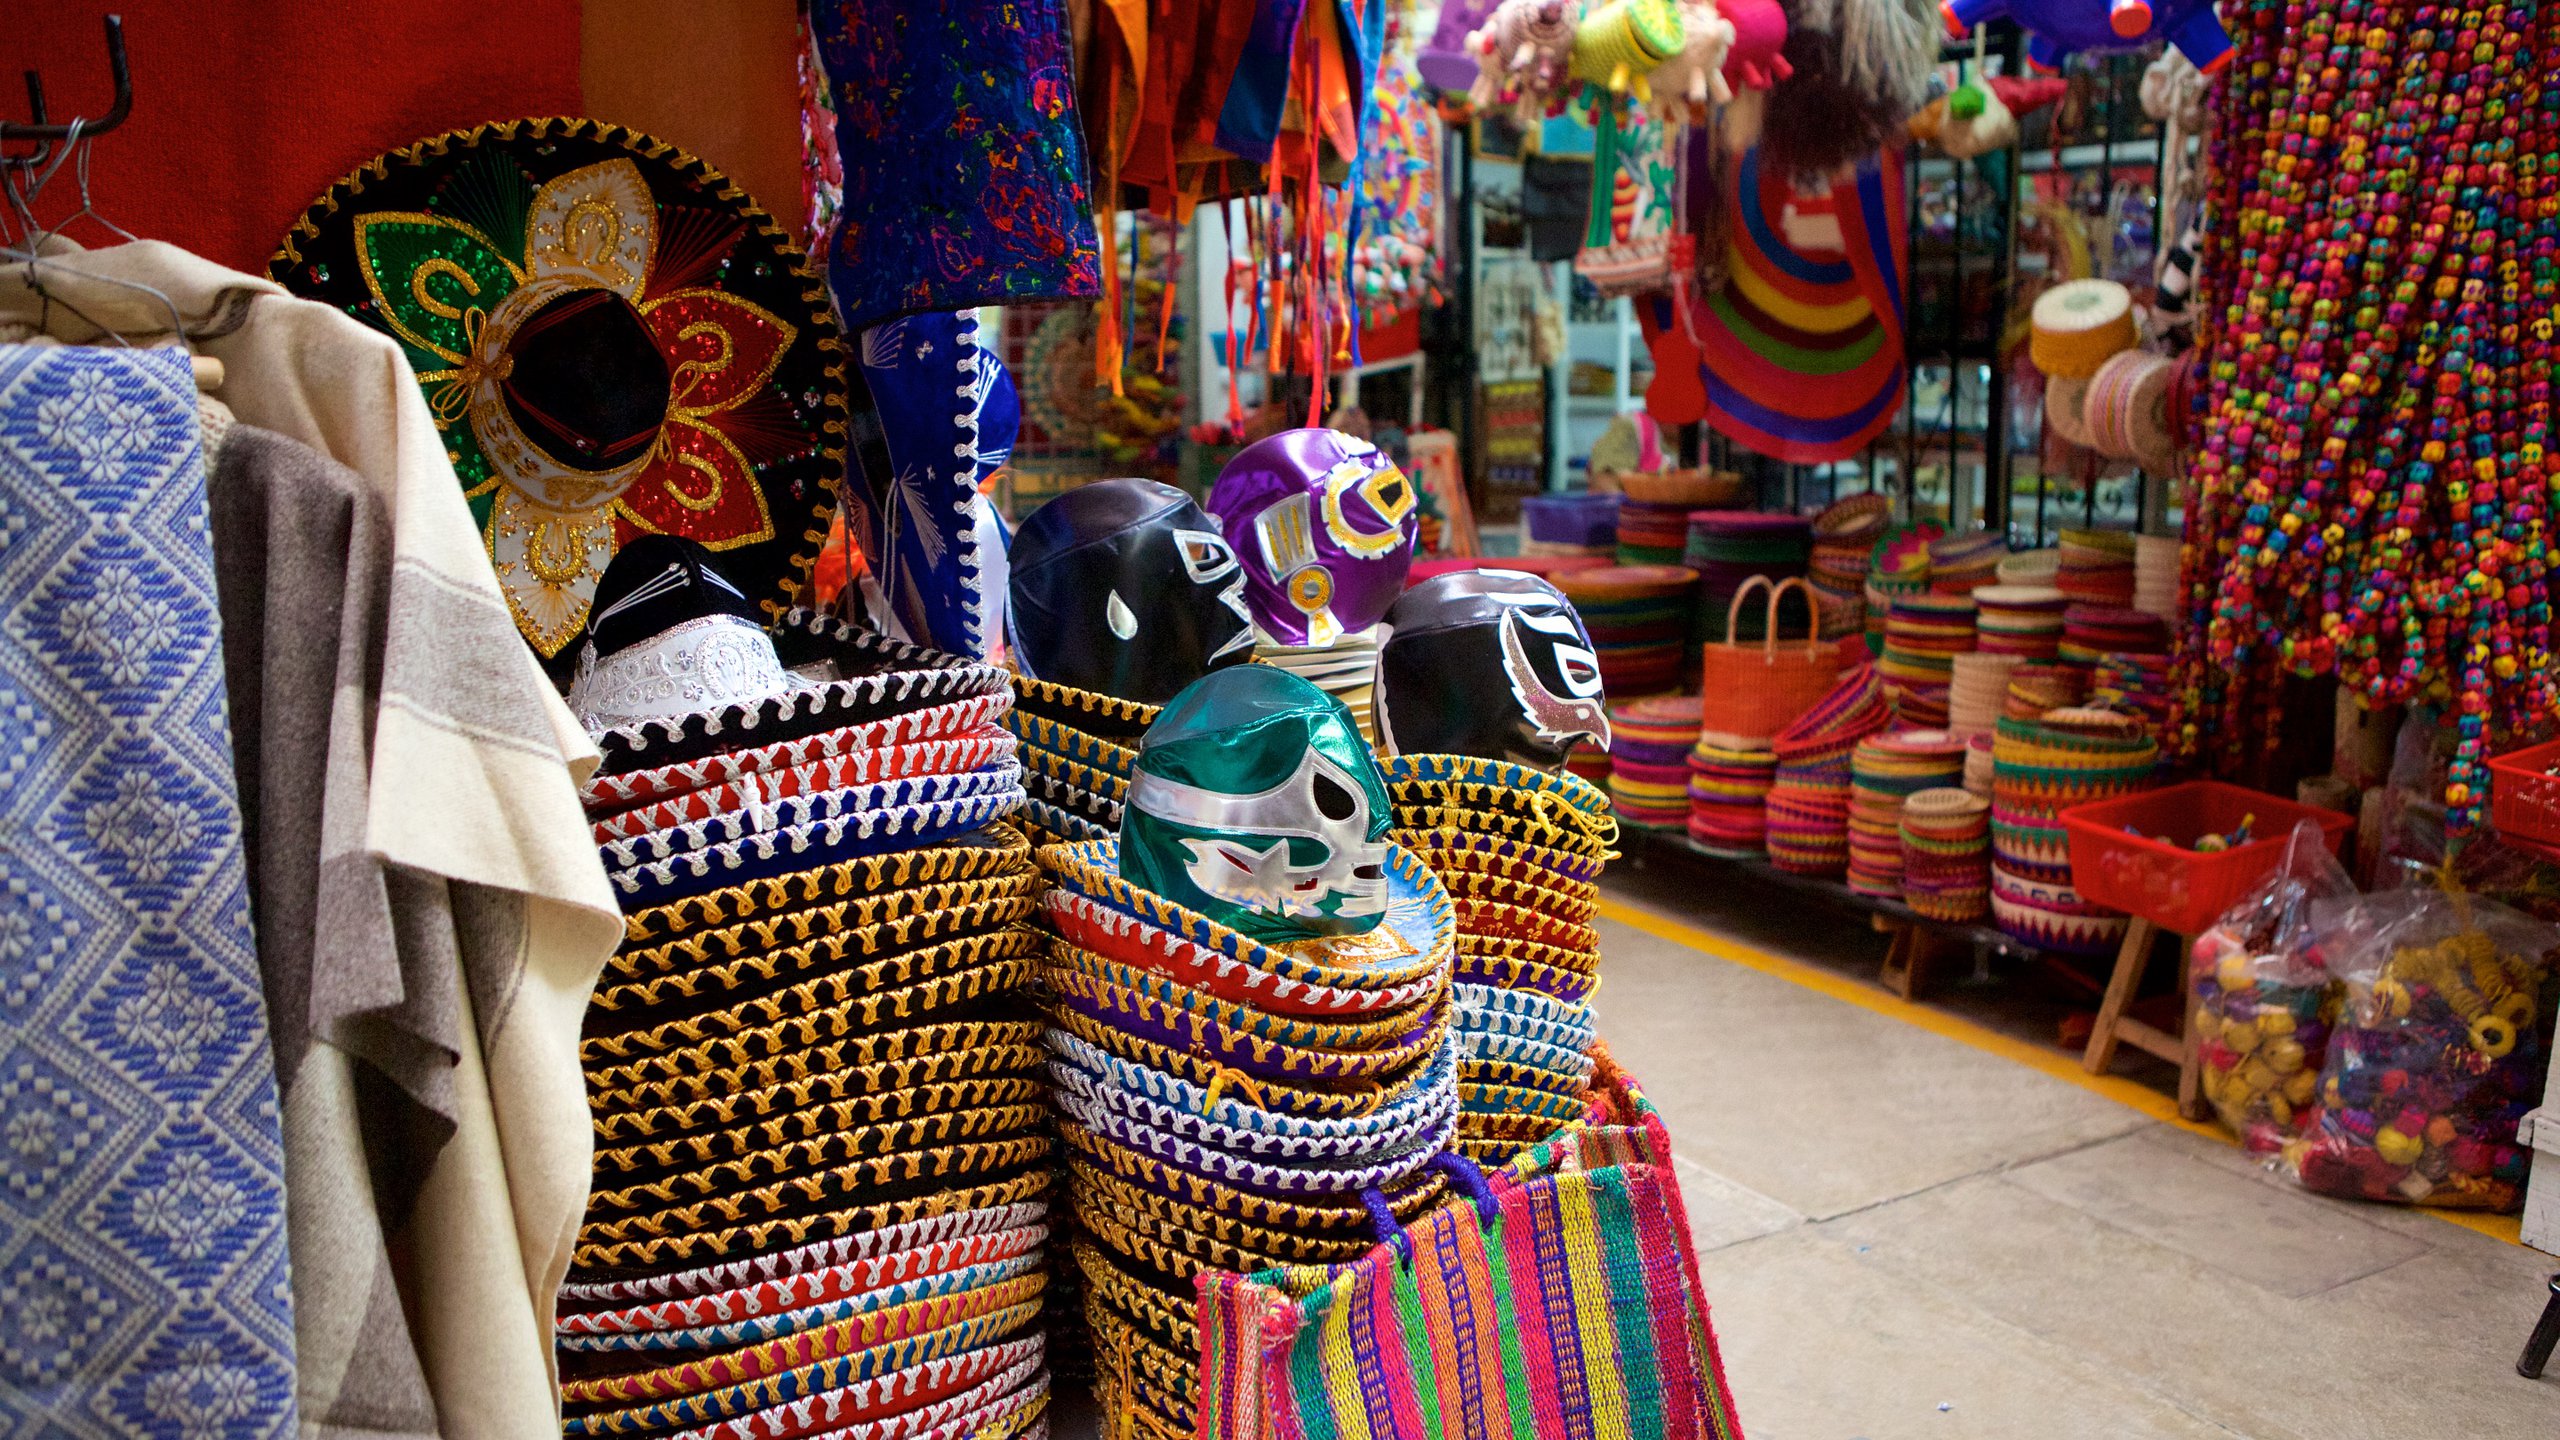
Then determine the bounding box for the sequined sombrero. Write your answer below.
[273,118,846,672]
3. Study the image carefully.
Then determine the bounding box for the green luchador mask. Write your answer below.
[1120,665,1395,943]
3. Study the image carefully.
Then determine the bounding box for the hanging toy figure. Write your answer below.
[1120,665,1398,943]
[1648,0,1739,123]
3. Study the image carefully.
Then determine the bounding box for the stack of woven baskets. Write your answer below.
[1846,730,1969,898]
[1386,755,1614,1166]
[1810,492,1892,620]
[1973,583,2068,659]
[1555,563,1701,698]
[1989,708,2156,955]
[1034,836,1460,1438]
[1878,592,1978,727]
[1766,664,1892,875]
[1609,692,1706,828]
[1899,787,1993,922]
[2055,527,2137,606]
[1927,530,2008,595]
[1689,734,1779,856]
[563,612,1056,1440]
[1686,510,1814,640]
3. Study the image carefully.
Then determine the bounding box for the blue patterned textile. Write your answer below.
[0,345,297,1440]
[849,310,1017,660]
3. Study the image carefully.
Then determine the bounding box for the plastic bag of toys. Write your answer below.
[2188,820,2355,1153]
[2290,886,2557,1210]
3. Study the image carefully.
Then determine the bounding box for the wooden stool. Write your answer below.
[1877,914,1969,1001]
[2081,916,2210,1120]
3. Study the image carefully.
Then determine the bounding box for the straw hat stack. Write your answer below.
[1997,548,2061,586]
[1899,787,1993,922]
[1846,730,1969,897]
[1555,564,1702,698]
[1811,493,1892,625]
[1688,734,1780,857]
[2133,534,2181,621]
[1006,676,1152,846]
[2003,661,2088,720]
[1927,531,2009,595]
[1878,593,1978,727]
[2055,528,2137,606]
[1948,652,2023,738]
[1973,584,2068,658]
[1766,665,1892,875]
[2056,605,2170,667]
[1687,510,1815,640]
[565,612,1056,1440]
[1988,709,2154,955]
[1609,693,1707,828]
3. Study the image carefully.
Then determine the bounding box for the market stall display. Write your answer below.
[1988,709,2153,954]
[1900,787,1994,922]
[1556,562,1704,697]
[1691,733,1782,856]
[1766,664,1893,875]
[1611,692,1709,828]
[1847,729,1968,898]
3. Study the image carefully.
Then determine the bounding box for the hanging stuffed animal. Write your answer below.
[1569,0,1688,102]
[1942,0,2232,73]
[1754,0,1940,180]
[1468,0,1579,123]
[1929,29,2015,158]
[1715,0,1793,151]
[1648,0,1739,123]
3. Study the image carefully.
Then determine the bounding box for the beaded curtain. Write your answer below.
[2173,0,2559,829]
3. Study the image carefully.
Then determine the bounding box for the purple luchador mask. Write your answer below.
[1205,428,1419,648]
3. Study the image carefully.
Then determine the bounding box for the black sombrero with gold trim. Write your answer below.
[274,118,847,674]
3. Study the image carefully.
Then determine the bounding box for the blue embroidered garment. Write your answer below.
[849,310,1017,660]
[815,0,1102,331]
[0,345,297,1440]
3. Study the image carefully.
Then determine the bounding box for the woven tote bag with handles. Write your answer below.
[1195,1055,1747,1440]
[1697,573,1846,740]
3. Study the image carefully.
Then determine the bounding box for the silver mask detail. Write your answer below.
[1126,747,1390,920]
[1500,609,1612,752]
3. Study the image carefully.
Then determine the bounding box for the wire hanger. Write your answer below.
[0,16,179,348]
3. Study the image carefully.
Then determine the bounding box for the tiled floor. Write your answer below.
[1595,869,2560,1440]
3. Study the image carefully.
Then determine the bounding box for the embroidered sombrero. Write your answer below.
[583,1016,1044,1113]
[607,873,1041,981]
[583,693,1014,818]
[273,118,846,667]
[557,1199,1049,1312]
[570,1168,1052,1276]
[557,1251,1046,1359]
[590,1043,1048,1147]
[592,610,1014,775]
[616,824,1033,948]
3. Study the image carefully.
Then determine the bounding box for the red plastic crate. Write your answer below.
[2489,738,2560,849]
[2058,781,2353,935]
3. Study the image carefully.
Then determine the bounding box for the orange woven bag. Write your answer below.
[1696,575,1847,740]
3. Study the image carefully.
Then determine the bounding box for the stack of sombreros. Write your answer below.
[1997,547,2062,587]
[1810,492,1893,618]
[1205,427,1422,748]
[1553,563,1701,698]
[1689,734,1780,857]
[1877,592,1978,728]
[2133,534,2181,622]
[1899,787,1993,922]
[1614,468,1743,565]
[1926,530,2009,596]
[1037,664,1466,1435]
[1863,522,1940,656]
[1766,664,1892,875]
[1521,490,1623,558]
[1973,583,2069,659]
[2056,605,2170,669]
[2055,527,2138,606]
[562,541,1056,1440]
[1989,709,2155,955]
[1001,478,1262,846]
[1375,572,1614,1165]
[2004,662,2089,720]
[1847,730,1968,898]
[1948,652,2022,738]
[2090,652,2175,737]
[1684,510,1813,640]
[1606,693,1705,828]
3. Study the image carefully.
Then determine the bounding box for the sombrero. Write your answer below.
[1042,960,1447,1085]
[601,775,1026,907]
[591,735,1020,841]
[557,1198,1049,1314]
[1040,941,1444,1055]
[1039,885,1444,1018]
[569,1169,1053,1277]
[561,1322,1044,1437]
[1040,1027,1458,1157]
[592,610,1014,775]
[1452,983,1601,1054]
[1042,1009,1415,1124]
[1066,1165,1379,1272]
[1048,1078,1452,1199]
[1387,829,1609,886]
[583,692,1014,817]
[574,1131,1052,1248]
[559,1270,1045,1401]
[586,1084,1047,1184]
[558,1250,1045,1359]
[273,118,844,670]
[616,824,1033,946]
[1035,839,1453,997]
[607,872,1041,980]
[578,931,1039,1063]
[583,1015,1044,1113]
[590,1041,1048,1146]
[587,895,1037,1025]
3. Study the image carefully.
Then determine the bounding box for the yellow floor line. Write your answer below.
[1594,894,2526,1248]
